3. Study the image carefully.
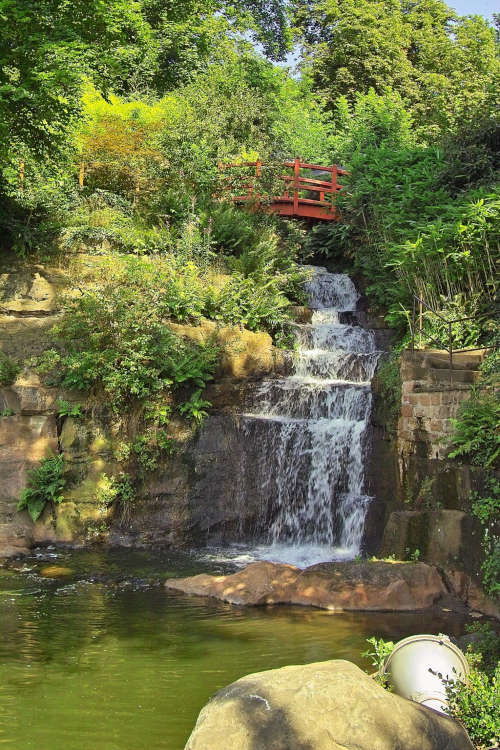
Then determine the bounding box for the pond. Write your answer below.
[0,546,470,750]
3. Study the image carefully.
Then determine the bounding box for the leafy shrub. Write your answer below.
[328,90,499,332]
[443,663,499,749]
[362,636,395,674]
[133,429,177,474]
[37,258,218,409]
[0,352,20,386]
[471,478,500,597]
[178,389,211,424]
[208,273,291,336]
[57,400,83,418]
[17,454,66,522]
[464,623,500,679]
[449,390,500,469]
[94,472,136,523]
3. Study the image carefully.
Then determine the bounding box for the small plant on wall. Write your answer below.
[17,454,66,522]
[0,352,20,386]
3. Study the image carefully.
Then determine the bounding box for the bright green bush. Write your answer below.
[209,273,291,335]
[464,623,500,679]
[328,90,499,335]
[17,454,66,522]
[362,636,395,673]
[443,663,500,749]
[178,390,211,424]
[37,258,218,409]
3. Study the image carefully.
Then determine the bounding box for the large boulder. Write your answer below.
[185,660,474,750]
[166,560,447,611]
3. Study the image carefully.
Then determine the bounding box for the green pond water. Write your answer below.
[0,546,470,750]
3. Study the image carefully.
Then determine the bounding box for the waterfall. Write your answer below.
[204,268,381,569]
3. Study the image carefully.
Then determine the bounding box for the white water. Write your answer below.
[208,268,381,568]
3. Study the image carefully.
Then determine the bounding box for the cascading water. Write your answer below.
[206,267,381,569]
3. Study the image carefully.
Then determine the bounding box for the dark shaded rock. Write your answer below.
[380,509,483,571]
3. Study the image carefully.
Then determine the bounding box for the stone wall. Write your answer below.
[368,347,499,616]
[398,350,481,461]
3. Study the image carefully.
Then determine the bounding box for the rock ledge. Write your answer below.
[165,560,447,611]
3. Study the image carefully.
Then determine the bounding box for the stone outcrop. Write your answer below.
[0,412,58,556]
[166,560,448,611]
[167,319,287,379]
[442,568,500,620]
[185,659,474,750]
[0,258,289,554]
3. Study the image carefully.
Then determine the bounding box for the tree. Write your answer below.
[0,0,150,164]
[294,0,499,137]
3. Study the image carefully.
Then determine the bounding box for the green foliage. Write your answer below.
[17,454,65,522]
[0,352,19,386]
[36,257,218,408]
[405,547,421,562]
[470,478,500,597]
[94,472,136,522]
[327,89,499,331]
[0,0,150,166]
[210,273,291,336]
[449,391,500,469]
[133,429,177,474]
[362,636,395,673]
[57,400,83,419]
[373,353,402,432]
[443,663,500,749]
[296,0,500,139]
[178,390,211,424]
[464,623,500,679]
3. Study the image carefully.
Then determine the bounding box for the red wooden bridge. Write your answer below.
[219,158,347,221]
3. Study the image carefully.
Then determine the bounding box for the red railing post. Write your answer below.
[293,158,300,214]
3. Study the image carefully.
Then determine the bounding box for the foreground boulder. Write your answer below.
[166,560,447,611]
[185,660,474,750]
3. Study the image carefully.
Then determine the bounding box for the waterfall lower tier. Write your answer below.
[206,268,381,568]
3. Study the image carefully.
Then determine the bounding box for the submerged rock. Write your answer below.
[165,560,447,611]
[185,659,474,750]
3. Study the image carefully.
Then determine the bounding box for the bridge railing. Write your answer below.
[218,158,347,220]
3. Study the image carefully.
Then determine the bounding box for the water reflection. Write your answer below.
[0,548,470,750]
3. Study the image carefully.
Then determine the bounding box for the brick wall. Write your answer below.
[398,351,474,460]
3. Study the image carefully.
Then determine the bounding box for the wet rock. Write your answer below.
[39,565,73,578]
[165,560,447,611]
[185,659,474,750]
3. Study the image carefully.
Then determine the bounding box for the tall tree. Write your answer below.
[294,0,499,137]
[0,0,151,163]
